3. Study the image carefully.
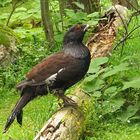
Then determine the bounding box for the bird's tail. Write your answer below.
[3,92,34,133]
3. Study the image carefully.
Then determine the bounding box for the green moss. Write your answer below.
[0,31,10,47]
[0,24,19,45]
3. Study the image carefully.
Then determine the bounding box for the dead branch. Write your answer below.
[6,1,24,26]
[87,5,128,58]
[114,8,140,50]
[114,25,140,50]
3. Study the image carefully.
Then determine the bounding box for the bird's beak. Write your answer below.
[83,24,89,32]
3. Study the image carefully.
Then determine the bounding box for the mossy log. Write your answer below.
[0,25,18,67]
[34,89,90,140]
[87,5,128,58]
[34,5,128,140]
[112,0,138,10]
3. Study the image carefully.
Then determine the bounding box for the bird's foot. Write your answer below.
[52,89,77,107]
[62,96,77,107]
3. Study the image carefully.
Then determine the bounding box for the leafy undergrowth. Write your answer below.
[1,42,140,140]
[0,42,59,139]
[82,17,140,140]
[85,122,140,140]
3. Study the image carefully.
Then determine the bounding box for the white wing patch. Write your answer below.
[45,68,64,86]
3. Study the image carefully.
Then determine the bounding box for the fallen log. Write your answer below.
[34,89,90,140]
[87,4,128,58]
[34,5,128,140]
[0,25,18,67]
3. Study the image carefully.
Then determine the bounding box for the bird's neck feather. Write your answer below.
[63,41,89,59]
[64,40,83,47]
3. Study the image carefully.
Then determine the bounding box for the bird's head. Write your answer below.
[63,24,89,44]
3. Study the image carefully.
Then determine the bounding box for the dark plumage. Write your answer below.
[4,24,91,133]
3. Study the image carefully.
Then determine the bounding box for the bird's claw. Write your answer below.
[53,89,77,107]
[63,96,77,107]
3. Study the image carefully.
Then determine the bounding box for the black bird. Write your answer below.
[4,24,91,133]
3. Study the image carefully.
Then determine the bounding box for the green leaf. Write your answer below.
[130,115,140,121]
[122,77,140,90]
[87,20,98,26]
[92,57,109,67]
[88,66,100,74]
[92,91,102,98]
[83,79,104,93]
[65,9,75,17]
[104,86,118,98]
[102,97,125,115]
[103,63,129,78]
[104,86,117,94]
[118,101,140,122]
[15,7,27,12]
[84,74,98,82]
[87,12,99,18]
[73,2,84,10]
[88,57,108,73]
[0,0,11,7]
[82,80,95,93]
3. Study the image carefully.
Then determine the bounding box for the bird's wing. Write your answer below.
[16,51,78,88]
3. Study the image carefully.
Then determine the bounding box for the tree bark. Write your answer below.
[58,0,66,30]
[34,5,129,140]
[81,0,100,13]
[112,0,138,10]
[34,89,90,140]
[87,5,128,58]
[66,0,100,13]
[40,0,54,46]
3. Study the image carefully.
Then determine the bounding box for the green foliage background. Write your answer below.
[0,0,140,140]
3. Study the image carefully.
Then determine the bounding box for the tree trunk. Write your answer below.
[112,0,138,10]
[66,0,100,13]
[34,5,128,140]
[58,0,66,30]
[81,0,100,13]
[40,0,54,46]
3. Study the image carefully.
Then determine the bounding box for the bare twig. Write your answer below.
[114,25,140,50]
[113,6,140,51]
[6,1,24,26]
[125,0,138,11]
[58,0,65,30]
[127,10,140,28]
[40,0,54,46]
